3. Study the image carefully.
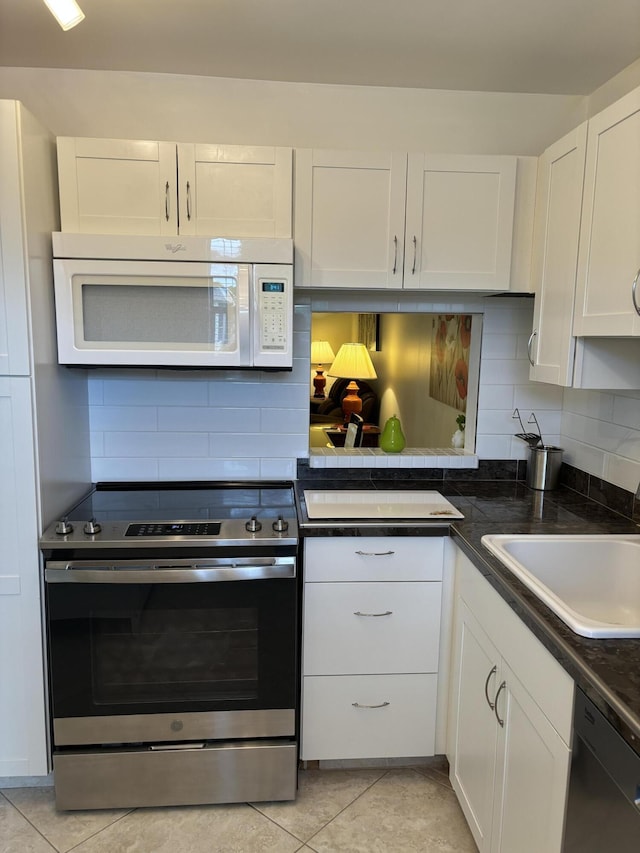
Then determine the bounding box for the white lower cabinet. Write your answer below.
[301,536,444,761]
[448,547,573,853]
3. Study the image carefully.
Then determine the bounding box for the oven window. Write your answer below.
[46,578,296,718]
[91,606,258,705]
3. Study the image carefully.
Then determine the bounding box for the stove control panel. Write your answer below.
[125,522,222,537]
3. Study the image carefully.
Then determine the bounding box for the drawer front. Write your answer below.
[304,537,444,582]
[301,674,438,760]
[303,582,442,675]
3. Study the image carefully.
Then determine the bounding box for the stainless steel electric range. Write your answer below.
[40,481,299,811]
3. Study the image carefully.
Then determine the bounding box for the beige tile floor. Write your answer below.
[1,760,477,853]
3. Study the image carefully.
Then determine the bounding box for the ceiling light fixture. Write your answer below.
[43,0,85,31]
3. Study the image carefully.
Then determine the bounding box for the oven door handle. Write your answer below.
[45,558,296,583]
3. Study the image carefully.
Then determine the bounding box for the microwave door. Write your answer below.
[54,260,251,367]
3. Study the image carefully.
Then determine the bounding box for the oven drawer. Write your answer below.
[303,582,441,675]
[53,739,297,810]
[301,674,437,760]
[304,537,444,582]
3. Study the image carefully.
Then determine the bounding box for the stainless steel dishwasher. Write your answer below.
[563,687,640,852]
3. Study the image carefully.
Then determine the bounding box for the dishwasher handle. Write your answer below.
[45,557,296,583]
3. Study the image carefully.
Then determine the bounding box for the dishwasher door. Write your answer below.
[563,688,640,852]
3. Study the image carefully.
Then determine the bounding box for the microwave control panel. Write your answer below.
[254,264,293,368]
[259,280,287,351]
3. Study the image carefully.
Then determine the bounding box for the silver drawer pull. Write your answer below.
[354,550,395,557]
[352,701,390,709]
[484,665,497,710]
[353,610,393,617]
[632,267,640,316]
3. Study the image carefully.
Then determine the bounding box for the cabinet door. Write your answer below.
[177,144,292,238]
[529,124,587,385]
[492,663,571,853]
[0,101,30,374]
[574,87,640,336]
[0,378,49,776]
[57,137,178,235]
[294,149,407,289]
[404,154,516,291]
[450,601,500,853]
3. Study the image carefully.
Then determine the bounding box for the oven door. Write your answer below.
[45,557,297,746]
[53,259,251,367]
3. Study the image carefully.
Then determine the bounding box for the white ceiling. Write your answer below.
[1,0,639,95]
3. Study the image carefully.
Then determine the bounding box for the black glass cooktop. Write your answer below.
[66,481,296,524]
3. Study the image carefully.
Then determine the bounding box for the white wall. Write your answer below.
[0,67,584,155]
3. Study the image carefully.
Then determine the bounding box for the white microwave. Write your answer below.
[52,234,294,369]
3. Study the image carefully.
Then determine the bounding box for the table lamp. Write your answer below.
[310,340,336,398]
[328,342,378,423]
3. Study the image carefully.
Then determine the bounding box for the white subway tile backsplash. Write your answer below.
[90,406,157,432]
[475,435,513,459]
[260,408,309,434]
[480,334,518,360]
[477,384,515,410]
[91,458,160,482]
[562,388,615,420]
[513,384,564,411]
[87,378,104,406]
[105,431,209,458]
[560,436,606,480]
[103,378,208,406]
[479,358,531,386]
[158,458,261,480]
[612,394,640,430]
[208,433,308,458]
[259,458,297,480]
[603,454,640,493]
[158,407,261,432]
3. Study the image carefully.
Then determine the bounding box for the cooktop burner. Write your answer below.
[40,481,298,549]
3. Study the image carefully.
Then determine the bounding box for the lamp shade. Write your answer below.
[310,340,335,365]
[328,343,377,380]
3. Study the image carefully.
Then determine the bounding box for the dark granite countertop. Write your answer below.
[295,477,640,756]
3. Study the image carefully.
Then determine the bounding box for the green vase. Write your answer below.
[380,415,406,453]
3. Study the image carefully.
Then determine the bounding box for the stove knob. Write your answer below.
[245,515,262,533]
[272,515,289,533]
[55,518,73,535]
[83,518,102,535]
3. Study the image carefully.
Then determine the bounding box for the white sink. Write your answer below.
[481,534,640,638]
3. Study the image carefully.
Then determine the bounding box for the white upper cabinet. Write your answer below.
[403,154,517,291]
[176,144,292,238]
[294,149,407,289]
[295,149,517,291]
[57,137,293,238]
[529,123,587,385]
[573,87,640,336]
[0,102,31,375]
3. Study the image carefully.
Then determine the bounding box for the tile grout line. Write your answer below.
[1,790,58,853]
[60,808,137,853]
[301,767,399,849]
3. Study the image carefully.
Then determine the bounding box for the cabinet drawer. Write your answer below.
[301,674,437,760]
[304,537,444,582]
[303,582,441,675]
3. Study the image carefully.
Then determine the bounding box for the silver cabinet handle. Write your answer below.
[354,550,395,557]
[484,665,497,710]
[352,701,390,709]
[392,235,398,274]
[186,181,192,221]
[353,610,393,617]
[527,330,537,366]
[494,681,506,727]
[632,268,640,316]
[412,235,417,274]
[165,181,170,221]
